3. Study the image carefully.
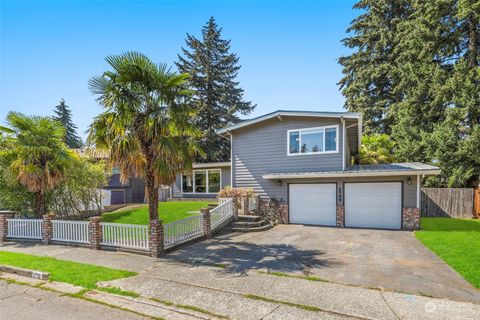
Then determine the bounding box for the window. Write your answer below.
[208,171,221,193]
[288,125,338,155]
[181,169,222,193]
[182,174,193,193]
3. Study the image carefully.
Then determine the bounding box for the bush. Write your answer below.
[47,159,108,217]
[218,186,255,211]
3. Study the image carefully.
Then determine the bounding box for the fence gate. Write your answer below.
[421,188,474,218]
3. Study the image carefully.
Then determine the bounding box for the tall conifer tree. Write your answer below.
[176,17,255,162]
[340,0,480,186]
[52,99,83,148]
[338,0,411,134]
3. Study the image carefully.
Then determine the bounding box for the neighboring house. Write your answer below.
[73,149,145,206]
[103,168,146,205]
[216,110,440,230]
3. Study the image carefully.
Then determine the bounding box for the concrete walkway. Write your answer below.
[2,241,479,320]
[0,281,146,320]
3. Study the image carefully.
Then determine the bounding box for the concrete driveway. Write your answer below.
[166,224,480,303]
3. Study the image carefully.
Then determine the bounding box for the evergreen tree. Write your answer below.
[176,17,255,162]
[391,0,479,186]
[338,0,411,134]
[341,0,480,187]
[52,99,83,148]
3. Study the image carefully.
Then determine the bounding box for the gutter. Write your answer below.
[263,169,442,180]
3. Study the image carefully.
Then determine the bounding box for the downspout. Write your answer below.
[341,117,345,171]
[416,174,422,209]
[229,132,234,188]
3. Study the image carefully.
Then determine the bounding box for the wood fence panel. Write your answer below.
[421,188,474,218]
[474,189,480,218]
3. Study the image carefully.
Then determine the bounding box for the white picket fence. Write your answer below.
[3,198,235,252]
[6,219,43,239]
[211,198,234,231]
[164,214,204,249]
[218,198,230,206]
[100,222,149,250]
[52,220,90,244]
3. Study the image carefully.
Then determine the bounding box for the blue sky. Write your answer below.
[0,0,357,138]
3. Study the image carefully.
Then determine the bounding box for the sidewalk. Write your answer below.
[0,280,146,320]
[2,242,479,320]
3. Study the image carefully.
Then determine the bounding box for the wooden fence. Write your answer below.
[475,189,480,218]
[421,188,474,218]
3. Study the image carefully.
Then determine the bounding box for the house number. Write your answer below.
[338,187,343,202]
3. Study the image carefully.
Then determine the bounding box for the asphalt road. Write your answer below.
[0,281,147,320]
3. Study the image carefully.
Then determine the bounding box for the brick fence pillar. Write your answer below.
[402,208,420,230]
[42,214,54,245]
[241,196,249,215]
[89,216,102,250]
[149,220,164,258]
[201,208,211,238]
[0,213,13,243]
[336,206,345,227]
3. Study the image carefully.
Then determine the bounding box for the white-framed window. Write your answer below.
[287,125,339,156]
[181,169,222,194]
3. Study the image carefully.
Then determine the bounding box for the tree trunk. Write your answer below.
[145,161,159,222]
[34,192,46,217]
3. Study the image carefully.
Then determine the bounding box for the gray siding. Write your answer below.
[172,166,231,199]
[232,117,344,201]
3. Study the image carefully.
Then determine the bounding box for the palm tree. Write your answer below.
[358,134,397,164]
[0,112,77,216]
[88,52,201,223]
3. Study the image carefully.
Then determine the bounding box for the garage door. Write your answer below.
[345,182,402,229]
[289,184,337,226]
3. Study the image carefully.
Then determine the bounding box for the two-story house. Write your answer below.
[207,110,440,230]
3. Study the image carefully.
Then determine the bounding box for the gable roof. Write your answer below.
[215,110,361,135]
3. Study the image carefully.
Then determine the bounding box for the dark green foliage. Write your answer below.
[53,99,83,148]
[339,0,411,134]
[340,0,480,187]
[176,17,255,162]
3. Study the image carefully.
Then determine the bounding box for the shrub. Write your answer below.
[218,186,255,211]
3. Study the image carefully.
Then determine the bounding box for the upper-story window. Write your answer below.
[288,125,338,155]
[182,169,221,194]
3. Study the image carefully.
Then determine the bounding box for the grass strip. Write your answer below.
[244,294,322,312]
[150,297,230,319]
[257,270,331,283]
[0,251,137,289]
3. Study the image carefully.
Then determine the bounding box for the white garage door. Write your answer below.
[345,182,402,229]
[289,184,337,226]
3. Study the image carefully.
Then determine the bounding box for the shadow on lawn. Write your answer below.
[421,218,480,232]
[164,235,340,275]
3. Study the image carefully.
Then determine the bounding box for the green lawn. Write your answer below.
[415,218,480,289]
[0,251,137,289]
[101,201,213,225]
